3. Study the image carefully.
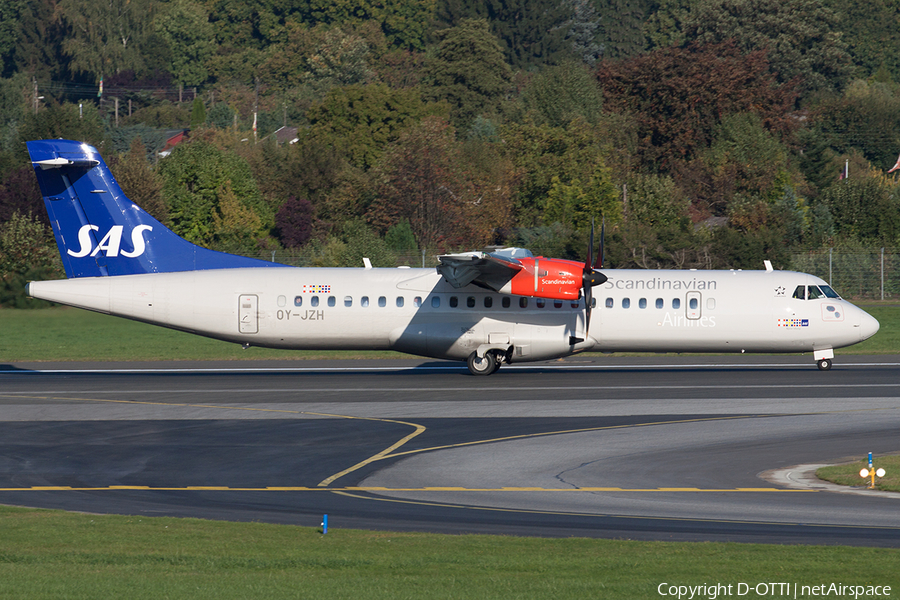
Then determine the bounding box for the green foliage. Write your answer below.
[55,0,156,80]
[626,173,690,228]
[305,83,440,169]
[0,212,63,307]
[810,79,900,171]
[825,0,900,83]
[157,140,273,254]
[595,0,649,59]
[206,103,236,130]
[683,0,852,94]
[385,219,417,251]
[821,175,900,244]
[498,119,617,228]
[16,101,108,150]
[109,124,169,156]
[544,163,620,230]
[190,97,207,129]
[108,137,168,224]
[154,0,215,86]
[521,60,603,128]
[423,19,512,129]
[120,102,190,129]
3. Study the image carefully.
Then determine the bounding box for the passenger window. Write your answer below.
[294,296,303,307]
[361,296,369,308]
[553,300,563,308]
[639,298,647,309]
[605,298,613,309]
[655,298,663,309]
[396,297,404,308]
[622,298,630,309]
[689,298,698,309]
[344,296,352,307]
[707,298,716,310]
[432,296,440,308]
[311,296,319,307]
[536,298,545,308]
[591,297,596,309]
[450,296,458,308]
[502,297,511,308]
[277,295,286,307]
[519,297,528,308]
[414,296,422,307]
[792,285,806,300]
[378,296,386,307]
[672,298,680,309]
[571,301,580,309]
[485,297,493,308]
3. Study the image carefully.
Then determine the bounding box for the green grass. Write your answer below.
[817,455,900,492]
[0,306,407,362]
[1,302,897,363]
[0,505,897,600]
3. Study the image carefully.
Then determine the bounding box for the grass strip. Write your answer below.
[817,455,900,492]
[1,303,897,362]
[0,506,897,600]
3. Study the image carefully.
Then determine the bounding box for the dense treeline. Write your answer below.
[3,0,900,306]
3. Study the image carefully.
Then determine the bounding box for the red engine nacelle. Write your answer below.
[499,257,585,301]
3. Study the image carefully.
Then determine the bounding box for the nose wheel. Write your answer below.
[817,358,832,371]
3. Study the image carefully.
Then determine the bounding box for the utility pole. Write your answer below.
[114,97,119,128]
[253,77,259,143]
[32,77,38,114]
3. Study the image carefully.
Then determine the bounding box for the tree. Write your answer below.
[596,41,798,173]
[108,137,167,224]
[594,0,648,59]
[305,83,441,169]
[498,119,618,228]
[683,0,852,95]
[157,139,273,253]
[0,164,45,225]
[367,116,513,249]
[423,19,512,130]
[275,196,315,248]
[0,211,63,307]
[433,0,574,69]
[154,0,215,86]
[55,0,156,80]
[190,97,207,130]
[16,101,108,151]
[521,60,603,128]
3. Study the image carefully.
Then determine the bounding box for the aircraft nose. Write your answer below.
[858,309,880,342]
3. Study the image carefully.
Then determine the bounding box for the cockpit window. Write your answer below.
[807,285,825,300]
[820,285,840,298]
[792,285,805,300]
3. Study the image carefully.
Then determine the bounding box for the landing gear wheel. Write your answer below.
[817,358,832,371]
[467,351,496,376]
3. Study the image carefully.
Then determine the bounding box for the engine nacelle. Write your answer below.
[499,257,584,300]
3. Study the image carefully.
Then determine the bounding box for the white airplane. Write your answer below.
[25,139,879,375]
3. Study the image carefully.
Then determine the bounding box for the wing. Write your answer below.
[436,252,523,291]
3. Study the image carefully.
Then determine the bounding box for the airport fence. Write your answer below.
[790,249,900,300]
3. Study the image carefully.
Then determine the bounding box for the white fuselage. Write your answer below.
[27,266,879,363]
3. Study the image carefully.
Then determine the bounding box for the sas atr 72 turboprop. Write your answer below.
[25,139,879,375]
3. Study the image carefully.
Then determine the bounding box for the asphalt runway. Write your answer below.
[2,355,900,546]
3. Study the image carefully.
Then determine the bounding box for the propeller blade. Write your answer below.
[582,216,608,336]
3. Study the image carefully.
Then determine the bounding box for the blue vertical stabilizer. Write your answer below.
[27,139,287,278]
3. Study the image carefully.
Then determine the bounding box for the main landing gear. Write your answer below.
[817,358,833,371]
[467,351,503,375]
